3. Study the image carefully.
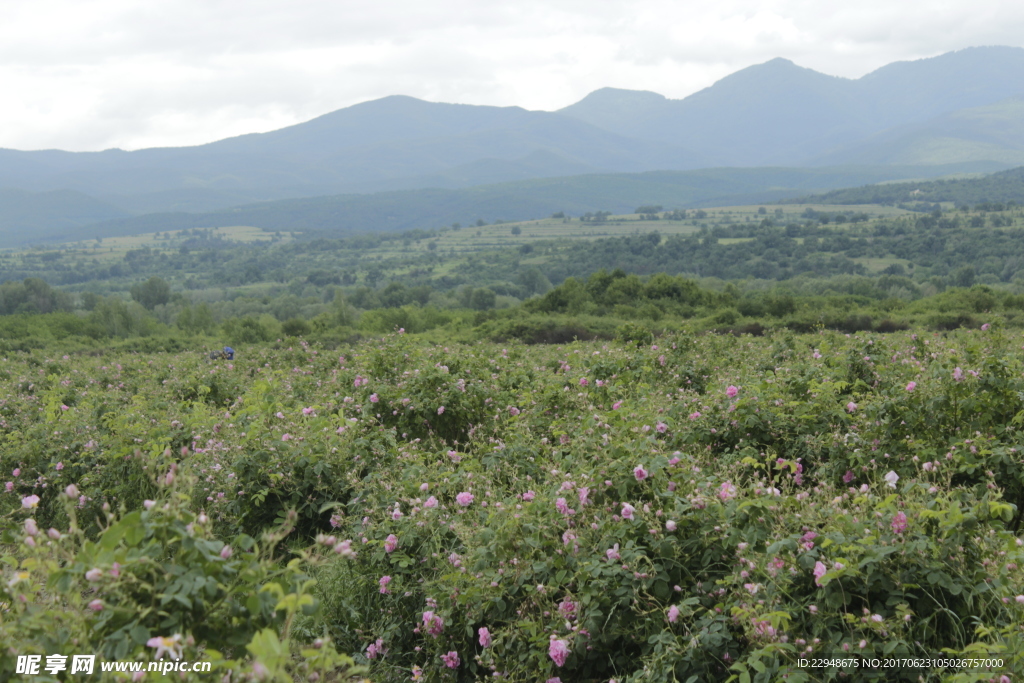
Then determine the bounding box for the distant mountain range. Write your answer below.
[1,45,1023,245]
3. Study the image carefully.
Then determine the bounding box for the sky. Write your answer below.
[2,0,1023,152]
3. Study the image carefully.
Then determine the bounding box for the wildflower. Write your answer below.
[579,377,589,386]
[369,394,379,403]
[813,561,827,586]
[665,520,677,532]
[922,461,935,472]
[147,634,183,660]
[384,534,398,553]
[333,539,356,558]
[55,462,64,470]
[47,528,60,540]
[689,411,701,420]
[366,638,386,660]
[456,491,474,506]
[220,545,233,559]
[548,638,571,667]
[808,605,818,614]
[24,519,38,536]
[65,484,78,497]
[555,498,572,516]
[478,627,492,648]
[843,470,855,484]
[621,503,635,519]
[884,471,900,489]
[655,421,668,433]
[13,468,20,477]
[612,400,622,410]
[718,481,736,501]
[846,402,857,413]
[437,406,445,415]
[953,367,964,381]
[891,511,908,534]
[905,381,916,392]
[812,349,822,359]
[379,575,392,594]
[281,433,292,442]
[441,651,460,669]
[508,406,520,416]
[726,385,739,398]
[330,513,343,527]
[422,611,444,637]
[424,496,438,508]
[303,406,316,415]
[633,465,648,481]
[4,481,11,492]
[21,495,40,509]
[88,599,104,611]
[577,487,590,506]
[982,323,990,331]
[606,543,621,561]
[522,490,536,501]
[668,605,680,623]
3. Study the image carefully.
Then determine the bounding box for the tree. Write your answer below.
[510,226,522,236]
[130,277,171,310]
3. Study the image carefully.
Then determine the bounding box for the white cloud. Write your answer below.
[0,0,1022,150]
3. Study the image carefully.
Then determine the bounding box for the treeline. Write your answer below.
[2,266,1024,354]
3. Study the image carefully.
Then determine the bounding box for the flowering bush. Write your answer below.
[1,330,1022,681]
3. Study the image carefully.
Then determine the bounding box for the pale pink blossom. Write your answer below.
[891,511,908,534]
[378,575,392,593]
[633,465,648,481]
[718,481,736,500]
[905,382,916,392]
[21,495,40,509]
[441,651,460,668]
[456,491,474,506]
[667,605,680,623]
[424,496,438,508]
[478,627,492,648]
[813,561,827,586]
[384,534,398,553]
[621,503,635,519]
[437,406,445,415]
[726,385,739,398]
[548,638,571,667]
[88,599,104,611]
[846,402,857,413]
[422,611,444,637]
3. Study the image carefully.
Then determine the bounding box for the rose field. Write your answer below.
[2,329,1023,682]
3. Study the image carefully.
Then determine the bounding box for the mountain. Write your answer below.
[2,46,1024,243]
[559,46,1024,166]
[0,97,703,205]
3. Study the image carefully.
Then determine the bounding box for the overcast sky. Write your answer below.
[2,0,1023,152]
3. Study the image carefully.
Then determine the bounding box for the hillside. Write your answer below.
[35,163,1001,246]
[784,165,1024,206]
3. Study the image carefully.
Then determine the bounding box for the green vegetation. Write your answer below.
[2,329,1022,680]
